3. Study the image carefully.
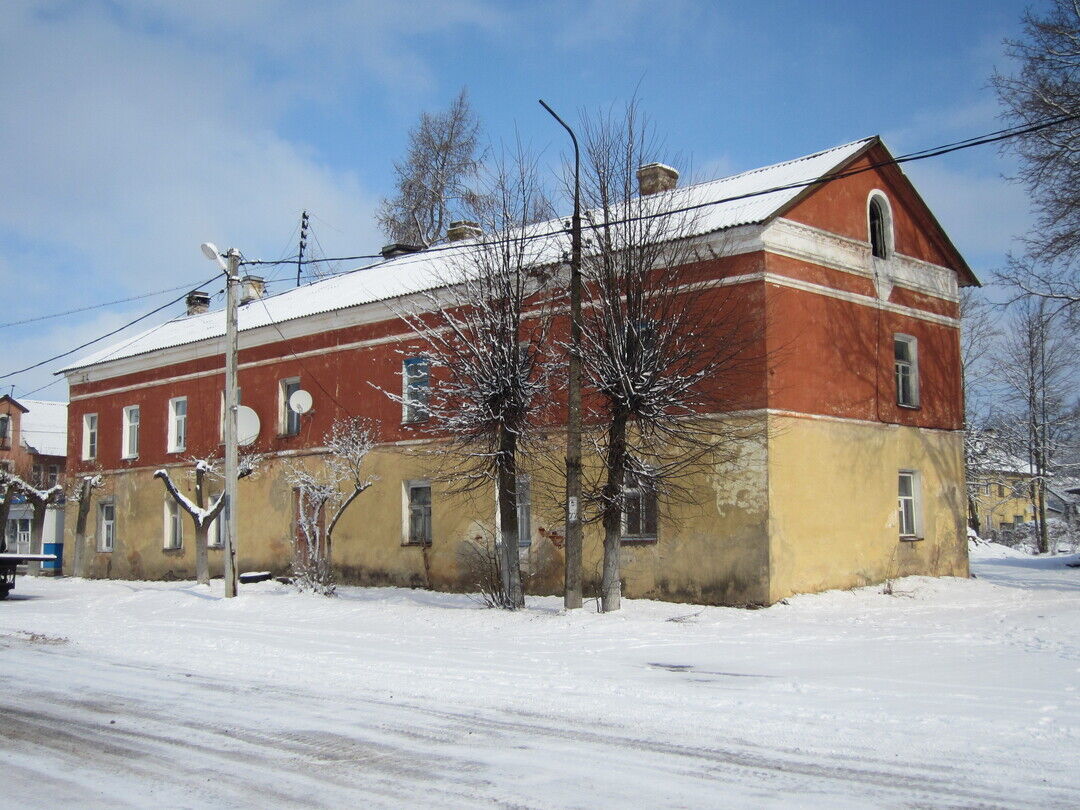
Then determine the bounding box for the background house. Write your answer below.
[60,136,975,604]
[1,396,67,569]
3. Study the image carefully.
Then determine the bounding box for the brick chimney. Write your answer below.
[447,220,482,242]
[239,275,265,305]
[185,290,211,315]
[636,163,679,196]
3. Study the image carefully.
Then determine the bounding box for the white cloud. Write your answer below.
[0,1,503,398]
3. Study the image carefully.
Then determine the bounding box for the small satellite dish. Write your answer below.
[288,389,313,414]
[236,405,261,446]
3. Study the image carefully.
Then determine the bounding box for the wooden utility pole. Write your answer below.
[223,249,241,598]
[539,100,583,609]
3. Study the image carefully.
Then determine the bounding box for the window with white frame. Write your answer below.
[280,378,301,436]
[98,502,115,552]
[405,481,432,545]
[894,335,919,408]
[122,405,140,458]
[167,397,187,452]
[495,474,532,547]
[82,413,98,460]
[622,467,658,542]
[0,414,9,448]
[207,497,224,548]
[163,498,183,550]
[898,471,920,538]
[402,357,430,423]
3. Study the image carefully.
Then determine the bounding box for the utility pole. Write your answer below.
[539,99,583,610]
[222,248,241,598]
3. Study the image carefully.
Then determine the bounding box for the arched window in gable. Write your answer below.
[868,193,892,259]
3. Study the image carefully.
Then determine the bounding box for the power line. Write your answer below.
[0,272,222,380]
[238,111,1080,271]
[0,281,210,329]
[6,112,1075,384]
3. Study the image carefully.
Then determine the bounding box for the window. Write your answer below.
[622,467,658,542]
[516,475,532,548]
[122,405,140,458]
[1014,514,1025,526]
[7,518,32,555]
[402,357,430,423]
[163,499,183,550]
[98,502,115,552]
[33,463,44,486]
[0,415,9,448]
[868,193,892,259]
[998,484,1006,498]
[898,471,920,538]
[280,378,301,436]
[208,499,224,548]
[168,397,187,452]
[894,335,919,408]
[83,413,98,460]
[405,481,432,545]
[47,465,59,488]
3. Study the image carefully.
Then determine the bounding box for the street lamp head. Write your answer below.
[200,242,228,271]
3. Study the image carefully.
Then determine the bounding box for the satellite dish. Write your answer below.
[288,389,313,414]
[236,405,261,446]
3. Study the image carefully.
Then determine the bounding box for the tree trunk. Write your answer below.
[28,501,46,577]
[0,483,13,553]
[601,409,629,612]
[72,480,94,578]
[967,494,981,537]
[496,426,524,610]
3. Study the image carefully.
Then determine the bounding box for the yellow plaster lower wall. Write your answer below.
[766,414,968,602]
[63,413,965,606]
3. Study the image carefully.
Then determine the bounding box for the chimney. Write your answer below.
[636,163,679,196]
[380,243,425,260]
[185,290,211,316]
[239,275,265,304]
[447,220,482,242]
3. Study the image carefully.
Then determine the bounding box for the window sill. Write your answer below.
[897,403,921,410]
[162,546,184,554]
[122,455,138,462]
[621,535,657,545]
[401,541,432,548]
[899,535,923,543]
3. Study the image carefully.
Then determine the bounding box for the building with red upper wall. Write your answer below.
[59,136,976,604]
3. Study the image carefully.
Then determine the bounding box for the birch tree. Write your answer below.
[154,454,260,585]
[392,149,555,609]
[994,297,1080,551]
[284,416,377,595]
[576,103,763,612]
[960,288,1002,534]
[377,88,485,246]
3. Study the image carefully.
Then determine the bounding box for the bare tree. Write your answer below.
[391,149,555,610]
[154,454,260,585]
[993,0,1080,312]
[993,297,1080,551]
[284,417,377,595]
[377,88,485,247]
[576,103,763,612]
[69,473,105,577]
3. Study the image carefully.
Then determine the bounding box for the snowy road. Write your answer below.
[2,546,1079,808]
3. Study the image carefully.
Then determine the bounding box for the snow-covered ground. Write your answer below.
[2,546,1078,809]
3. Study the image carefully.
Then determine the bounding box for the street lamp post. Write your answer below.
[202,243,241,598]
[539,99,583,610]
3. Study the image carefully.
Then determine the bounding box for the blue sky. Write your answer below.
[0,0,1042,399]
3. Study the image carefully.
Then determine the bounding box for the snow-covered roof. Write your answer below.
[63,137,877,374]
[19,399,68,457]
